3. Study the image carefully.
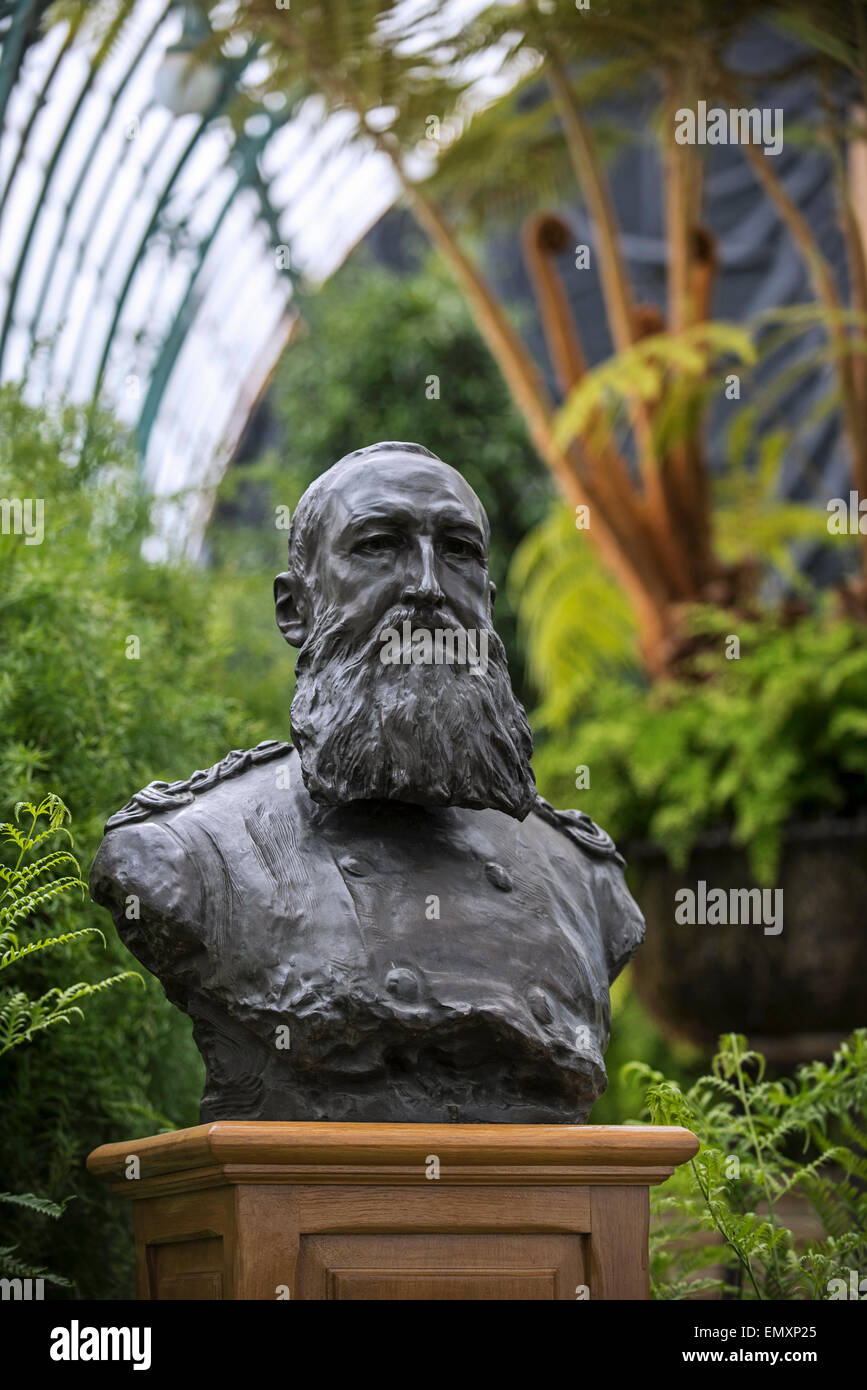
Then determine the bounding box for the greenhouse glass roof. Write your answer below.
[0,0,398,547]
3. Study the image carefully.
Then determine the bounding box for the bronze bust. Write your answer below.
[90,442,644,1123]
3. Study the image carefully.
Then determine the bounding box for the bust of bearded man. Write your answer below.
[90,441,645,1124]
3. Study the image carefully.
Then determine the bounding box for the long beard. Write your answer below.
[290,603,537,820]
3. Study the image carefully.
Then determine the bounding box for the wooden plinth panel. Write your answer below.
[88,1123,697,1302]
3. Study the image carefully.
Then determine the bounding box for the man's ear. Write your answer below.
[274,571,309,647]
[488,580,497,613]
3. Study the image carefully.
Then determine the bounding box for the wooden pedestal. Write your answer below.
[87,1122,698,1301]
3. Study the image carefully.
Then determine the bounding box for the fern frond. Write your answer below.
[0,1190,73,1220]
[0,1246,73,1287]
[0,877,86,932]
[0,926,106,971]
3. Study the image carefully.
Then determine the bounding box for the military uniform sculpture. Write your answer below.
[90,442,645,1123]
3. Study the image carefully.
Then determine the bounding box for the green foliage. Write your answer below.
[514,294,866,879]
[714,433,832,592]
[530,605,867,883]
[0,795,138,1287]
[0,1191,71,1220]
[0,1187,74,1287]
[0,795,138,1056]
[509,503,638,727]
[0,1246,72,1288]
[629,1030,867,1300]
[0,384,269,1296]
[553,321,756,458]
[511,469,839,739]
[513,299,866,885]
[425,73,579,224]
[512,300,857,724]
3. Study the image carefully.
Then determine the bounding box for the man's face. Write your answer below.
[307,453,493,639]
[282,448,536,820]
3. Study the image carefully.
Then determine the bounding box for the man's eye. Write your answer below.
[355,534,399,555]
[442,537,479,560]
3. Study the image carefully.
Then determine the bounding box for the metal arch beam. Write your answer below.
[241,137,294,262]
[85,72,241,418]
[59,85,251,404]
[148,249,280,480]
[0,11,114,373]
[84,112,217,405]
[9,5,226,392]
[23,3,172,366]
[0,10,82,220]
[42,97,161,389]
[85,45,275,409]
[0,0,42,128]
[136,119,298,454]
[135,173,247,453]
[59,79,241,397]
[2,7,329,507]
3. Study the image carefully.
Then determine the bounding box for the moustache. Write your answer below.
[375,602,469,632]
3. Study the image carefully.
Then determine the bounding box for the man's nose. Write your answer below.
[402,537,444,606]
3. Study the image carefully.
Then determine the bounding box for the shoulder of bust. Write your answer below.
[103,740,294,831]
[530,798,642,981]
[530,795,625,867]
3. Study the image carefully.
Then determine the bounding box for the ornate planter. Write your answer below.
[624,816,867,1054]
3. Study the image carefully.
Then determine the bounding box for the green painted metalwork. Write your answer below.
[0,0,355,516]
[0,0,42,128]
[87,76,236,404]
[40,94,163,388]
[136,114,298,453]
[0,18,108,370]
[23,4,171,373]
[0,12,80,220]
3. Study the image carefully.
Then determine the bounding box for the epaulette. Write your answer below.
[532,795,625,866]
[105,740,293,831]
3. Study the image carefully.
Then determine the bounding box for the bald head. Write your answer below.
[286,443,489,587]
[276,442,494,649]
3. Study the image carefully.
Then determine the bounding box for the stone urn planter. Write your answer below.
[623,816,867,1057]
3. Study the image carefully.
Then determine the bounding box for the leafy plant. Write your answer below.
[0,1191,73,1289]
[628,1030,867,1300]
[511,294,861,725]
[530,603,867,883]
[0,794,138,1288]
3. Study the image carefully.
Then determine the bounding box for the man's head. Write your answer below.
[275,442,536,818]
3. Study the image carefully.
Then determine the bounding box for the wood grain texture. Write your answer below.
[295,1184,592,1234]
[588,1187,650,1300]
[88,1121,698,1188]
[90,1124,696,1301]
[295,1234,585,1301]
